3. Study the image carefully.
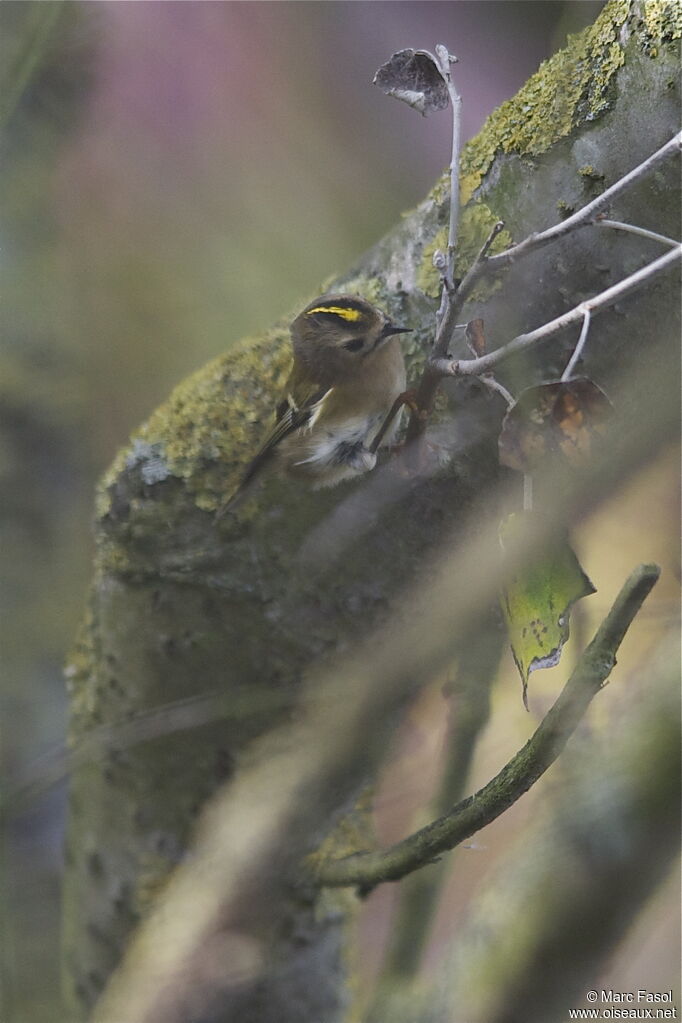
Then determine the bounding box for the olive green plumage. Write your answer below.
[219,294,409,512]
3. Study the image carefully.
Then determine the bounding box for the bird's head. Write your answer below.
[291,294,410,384]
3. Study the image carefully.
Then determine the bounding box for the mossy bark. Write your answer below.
[63,3,681,1020]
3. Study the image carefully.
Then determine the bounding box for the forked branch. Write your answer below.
[403,131,681,448]
[432,244,681,379]
[478,132,681,281]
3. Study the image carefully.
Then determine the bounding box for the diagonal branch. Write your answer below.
[432,244,681,379]
[314,563,660,890]
[441,131,681,359]
[479,131,682,279]
[405,131,681,446]
[594,218,681,249]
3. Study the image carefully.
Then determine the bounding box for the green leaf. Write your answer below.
[499,513,596,709]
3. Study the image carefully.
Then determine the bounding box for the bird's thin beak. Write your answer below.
[382,322,412,337]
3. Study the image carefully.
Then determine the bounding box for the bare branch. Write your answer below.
[435,43,462,291]
[435,244,681,378]
[314,564,660,890]
[475,219,506,263]
[431,222,504,361]
[435,133,680,361]
[446,219,507,336]
[406,132,681,448]
[368,390,418,455]
[561,308,591,382]
[476,373,515,407]
[594,218,680,249]
[480,131,682,278]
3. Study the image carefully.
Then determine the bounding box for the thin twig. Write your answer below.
[454,219,507,321]
[481,132,682,278]
[476,219,506,262]
[314,564,660,889]
[369,391,417,454]
[433,220,505,361]
[594,218,680,249]
[477,374,515,407]
[404,132,681,447]
[434,244,681,378]
[442,132,682,330]
[562,308,592,382]
[465,319,514,405]
[435,44,462,292]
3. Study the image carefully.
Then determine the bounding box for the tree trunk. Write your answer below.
[63,3,681,1019]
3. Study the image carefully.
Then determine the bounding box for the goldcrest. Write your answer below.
[220,294,410,511]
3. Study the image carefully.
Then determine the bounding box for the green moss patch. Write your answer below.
[98,330,292,515]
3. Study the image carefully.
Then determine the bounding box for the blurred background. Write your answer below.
[3,2,679,1021]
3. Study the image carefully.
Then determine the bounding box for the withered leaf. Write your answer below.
[499,512,596,709]
[466,318,487,357]
[373,49,449,116]
[498,378,613,473]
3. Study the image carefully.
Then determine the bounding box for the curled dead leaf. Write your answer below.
[498,378,613,473]
[466,318,487,357]
[373,49,449,116]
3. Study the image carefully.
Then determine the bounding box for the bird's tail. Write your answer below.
[214,447,275,520]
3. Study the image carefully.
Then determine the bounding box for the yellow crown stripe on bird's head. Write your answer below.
[306,305,364,322]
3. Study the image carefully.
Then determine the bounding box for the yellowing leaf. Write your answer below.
[500,512,596,708]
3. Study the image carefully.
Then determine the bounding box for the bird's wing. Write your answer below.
[250,369,329,471]
[217,368,329,514]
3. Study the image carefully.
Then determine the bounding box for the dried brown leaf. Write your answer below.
[373,49,449,116]
[499,378,613,473]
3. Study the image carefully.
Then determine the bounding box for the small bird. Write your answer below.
[219,294,410,513]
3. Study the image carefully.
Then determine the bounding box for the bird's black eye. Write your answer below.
[342,337,365,352]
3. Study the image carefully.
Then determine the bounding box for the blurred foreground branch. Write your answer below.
[366,633,681,1023]
[0,1,64,130]
[314,563,660,889]
[377,617,502,986]
[91,352,676,1023]
[450,641,681,1023]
